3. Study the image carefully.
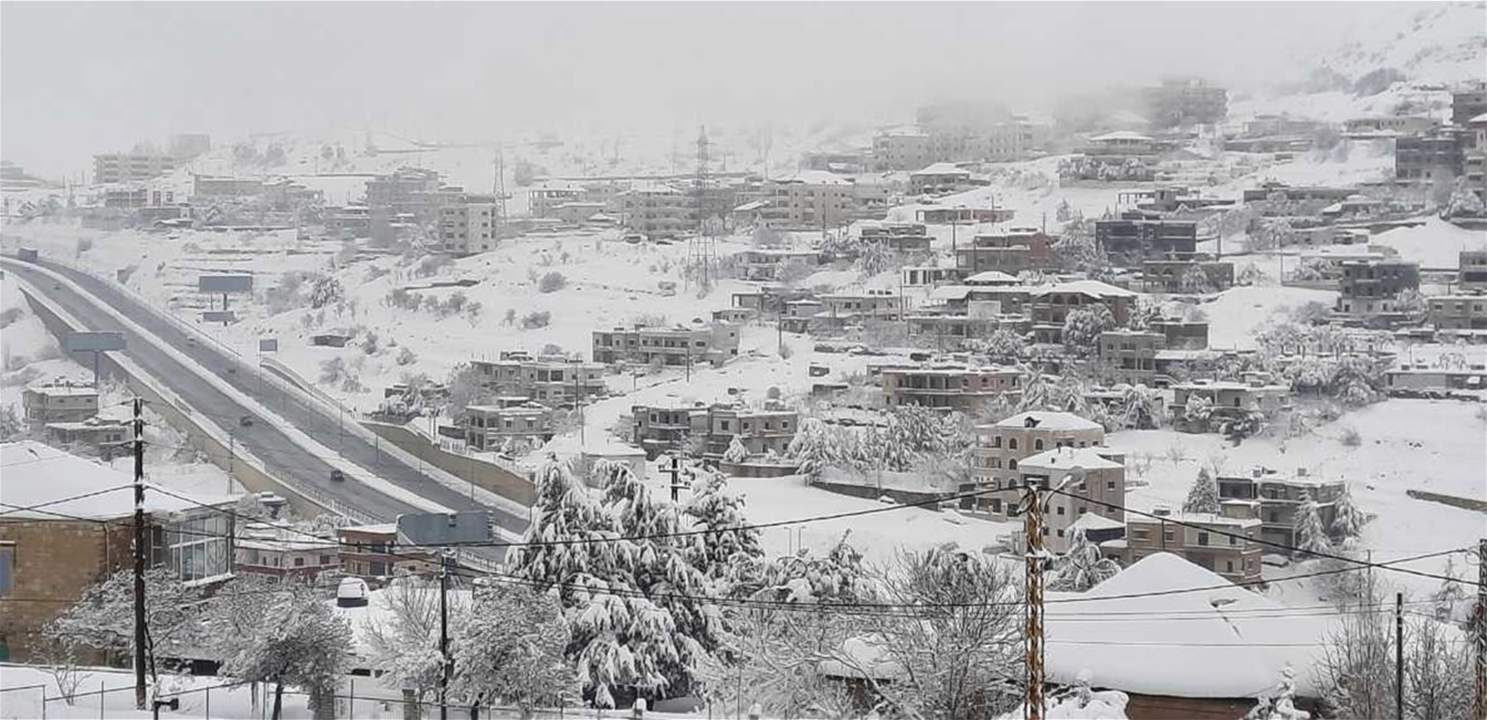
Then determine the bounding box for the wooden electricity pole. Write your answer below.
[1023,484,1046,720]
[132,397,147,710]
[1474,538,1486,720]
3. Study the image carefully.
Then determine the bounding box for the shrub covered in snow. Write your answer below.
[538,271,567,293]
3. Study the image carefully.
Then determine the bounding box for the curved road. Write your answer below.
[3,255,527,551]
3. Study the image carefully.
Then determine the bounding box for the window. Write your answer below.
[1008,459,1017,470]
[0,543,13,597]
[1056,506,1066,516]
[1226,560,1234,573]
[1197,531,1210,546]
[992,436,1002,448]
[1008,438,1018,450]
[1106,480,1116,491]
[294,557,305,567]
[1034,439,1044,450]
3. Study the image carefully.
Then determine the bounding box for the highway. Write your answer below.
[3,256,528,551]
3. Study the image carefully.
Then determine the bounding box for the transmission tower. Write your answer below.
[686,125,718,294]
[492,147,507,242]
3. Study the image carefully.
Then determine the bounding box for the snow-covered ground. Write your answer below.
[1108,398,1487,604]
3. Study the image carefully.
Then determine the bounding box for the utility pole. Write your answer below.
[132,397,147,710]
[439,551,451,720]
[1396,591,1404,720]
[664,454,683,503]
[1475,537,1486,720]
[1022,484,1046,720]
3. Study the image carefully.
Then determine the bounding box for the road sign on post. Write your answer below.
[198,274,253,311]
[64,332,126,387]
[395,511,495,548]
[259,338,278,352]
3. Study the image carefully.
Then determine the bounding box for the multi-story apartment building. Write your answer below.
[22,383,99,428]
[704,405,798,459]
[436,199,498,255]
[364,168,464,241]
[1217,467,1345,548]
[908,163,975,195]
[954,228,1054,274]
[1015,446,1128,553]
[1170,377,1291,432]
[870,128,933,171]
[1427,294,1487,330]
[1095,211,1200,261]
[734,249,822,281]
[468,352,607,407]
[1148,317,1210,349]
[755,171,855,229]
[1141,259,1235,293]
[527,179,584,218]
[1028,280,1137,344]
[1099,330,1165,386]
[1334,258,1420,322]
[630,403,709,459]
[463,402,553,452]
[880,364,1022,411]
[967,411,1108,513]
[613,183,691,239]
[1452,81,1487,127]
[1142,77,1228,128]
[1123,505,1263,584]
[337,524,434,581]
[780,291,903,334]
[592,322,741,367]
[1459,250,1487,293]
[1464,114,1487,205]
[1343,116,1439,136]
[859,222,931,253]
[93,152,177,184]
[1395,130,1465,186]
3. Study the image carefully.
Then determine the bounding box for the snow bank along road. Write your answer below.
[1,254,529,553]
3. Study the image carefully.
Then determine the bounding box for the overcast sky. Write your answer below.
[1,2,1393,180]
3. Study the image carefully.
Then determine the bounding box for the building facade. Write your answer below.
[1123,506,1263,584]
[593,322,741,367]
[880,365,1022,411]
[22,383,99,428]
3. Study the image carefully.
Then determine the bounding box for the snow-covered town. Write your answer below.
[1,3,1485,719]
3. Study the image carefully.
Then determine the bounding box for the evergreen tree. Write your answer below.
[1329,483,1364,539]
[1293,491,1332,557]
[721,435,750,464]
[682,468,763,587]
[598,461,722,704]
[1049,529,1121,592]
[1182,468,1220,514]
[786,418,833,481]
[1430,555,1466,620]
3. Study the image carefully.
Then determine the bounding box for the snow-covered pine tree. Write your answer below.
[1292,491,1332,557]
[598,461,723,704]
[1049,528,1121,592]
[1182,467,1220,514]
[1430,555,1466,620]
[721,435,750,464]
[1062,304,1116,356]
[683,467,763,587]
[1329,483,1363,540]
[786,417,833,481]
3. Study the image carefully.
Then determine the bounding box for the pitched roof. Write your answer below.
[1031,280,1138,299]
[1045,553,1335,698]
[1019,445,1124,472]
[991,411,1103,432]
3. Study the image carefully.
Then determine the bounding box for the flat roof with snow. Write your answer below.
[0,441,221,520]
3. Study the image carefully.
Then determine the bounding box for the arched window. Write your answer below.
[1034,439,1044,451]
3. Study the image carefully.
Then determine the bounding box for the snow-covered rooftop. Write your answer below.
[910,162,971,177]
[0,441,223,520]
[1089,131,1154,143]
[1031,280,1137,299]
[1019,446,1124,472]
[963,270,1019,285]
[1045,552,1328,699]
[991,411,1103,432]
